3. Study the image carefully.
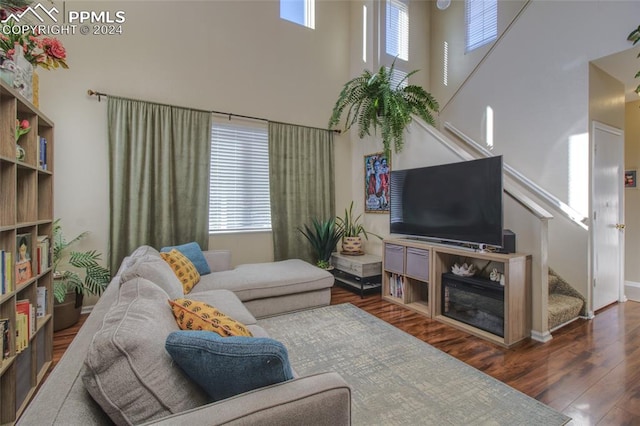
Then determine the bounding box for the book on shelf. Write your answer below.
[1,250,4,295]
[0,318,9,359]
[31,304,36,335]
[15,233,33,285]
[15,313,22,352]
[389,274,404,298]
[6,250,12,293]
[16,313,27,352]
[39,136,47,170]
[16,299,32,351]
[1,250,12,295]
[37,286,47,317]
[36,235,50,275]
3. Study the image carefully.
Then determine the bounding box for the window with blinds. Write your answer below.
[385,0,408,61]
[280,0,315,29]
[465,0,497,52]
[209,117,271,233]
[388,66,408,89]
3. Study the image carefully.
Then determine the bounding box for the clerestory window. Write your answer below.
[465,0,497,52]
[280,0,315,29]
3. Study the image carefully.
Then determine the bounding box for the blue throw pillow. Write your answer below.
[165,331,294,402]
[160,242,211,275]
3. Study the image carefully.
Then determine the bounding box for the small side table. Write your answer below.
[330,252,382,298]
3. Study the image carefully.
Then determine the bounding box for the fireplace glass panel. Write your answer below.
[442,273,504,337]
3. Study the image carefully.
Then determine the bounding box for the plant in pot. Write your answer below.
[336,201,381,255]
[52,219,110,331]
[298,217,344,269]
[328,59,439,157]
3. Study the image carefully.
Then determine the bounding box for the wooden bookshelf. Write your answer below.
[0,80,54,424]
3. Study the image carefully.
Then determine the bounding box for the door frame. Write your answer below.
[590,120,626,315]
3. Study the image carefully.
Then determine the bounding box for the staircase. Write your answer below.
[406,117,589,340]
[548,268,586,331]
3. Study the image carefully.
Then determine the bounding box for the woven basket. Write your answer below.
[341,236,363,255]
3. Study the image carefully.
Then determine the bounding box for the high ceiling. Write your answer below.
[593,45,640,102]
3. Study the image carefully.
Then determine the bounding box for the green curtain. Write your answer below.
[107,97,211,273]
[268,122,335,262]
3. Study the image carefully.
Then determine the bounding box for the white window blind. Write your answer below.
[280,0,315,29]
[465,0,497,52]
[387,66,408,90]
[209,117,271,233]
[385,0,408,61]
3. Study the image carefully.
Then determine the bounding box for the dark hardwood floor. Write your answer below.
[51,287,640,425]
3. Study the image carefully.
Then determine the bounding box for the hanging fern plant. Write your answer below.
[629,25,640,95]
[328,60,439,157]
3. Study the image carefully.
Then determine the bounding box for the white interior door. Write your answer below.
[591,121,625,312]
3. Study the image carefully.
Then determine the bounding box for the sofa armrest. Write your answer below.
[203,250,232,272]
[146,372,351,426]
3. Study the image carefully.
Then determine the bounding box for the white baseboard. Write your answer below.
[625,281,640,302]
[530,330,552,343]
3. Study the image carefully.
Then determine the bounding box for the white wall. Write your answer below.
[38,1,352,269]
[429,0,527,109]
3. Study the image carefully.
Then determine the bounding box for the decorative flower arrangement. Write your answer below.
[0,19,68,70]
[15,118,30,140]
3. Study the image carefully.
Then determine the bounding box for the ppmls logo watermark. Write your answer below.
[1,3,126,36]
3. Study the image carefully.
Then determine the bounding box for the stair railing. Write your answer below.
[443,122,588,230]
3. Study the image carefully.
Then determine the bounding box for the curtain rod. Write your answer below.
[87,89,341,134]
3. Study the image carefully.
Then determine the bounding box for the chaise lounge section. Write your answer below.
[194,251,335,318]
[19,245,350,425]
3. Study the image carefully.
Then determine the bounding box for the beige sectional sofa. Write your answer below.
[19,246,351,425]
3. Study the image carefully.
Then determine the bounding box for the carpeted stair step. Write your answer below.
[548,269,586,330]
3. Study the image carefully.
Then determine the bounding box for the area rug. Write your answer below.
[258,303,571,426]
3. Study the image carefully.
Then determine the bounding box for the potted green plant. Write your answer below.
[336,201,381,255]
[298,217,344,269]
[328,59,439,157]
[52,219,110,331]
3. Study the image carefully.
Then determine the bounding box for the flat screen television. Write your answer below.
[390,156,504,247]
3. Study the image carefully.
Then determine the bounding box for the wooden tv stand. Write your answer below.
[382,238,531,347]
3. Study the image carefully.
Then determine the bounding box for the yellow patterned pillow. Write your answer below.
[160,249,200,294]
[168,299,253,337]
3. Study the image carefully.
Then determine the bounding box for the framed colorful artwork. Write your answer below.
[625,170,637,189]
[364,152,390,213]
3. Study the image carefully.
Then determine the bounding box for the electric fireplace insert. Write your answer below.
[441,272,505,337]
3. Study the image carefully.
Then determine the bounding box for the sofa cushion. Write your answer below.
[115,245,162,277]
[161,242,211,275]
[129,244,161,260]
[187,289,257,326]
[169,298,252,337]
[165,330,294,402]
[190,259,334,301]
[161,249,200,294]
[120,254,184,299]
[83,278,208,425]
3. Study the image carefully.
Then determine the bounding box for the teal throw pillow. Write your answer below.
[161,242,211,275]
[165,330,294,402]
